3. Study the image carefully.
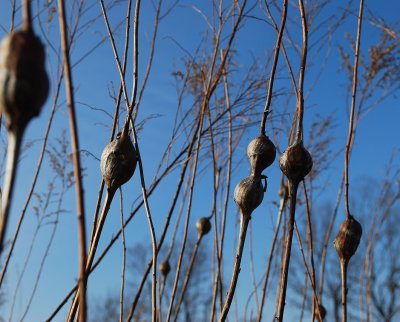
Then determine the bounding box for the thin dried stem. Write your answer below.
[119,189,126,322]
[293,223,324,322]
[210,52,233,321]
[344,0,364,220]
[22,0,32,31]
[173,234,204,320]
[257,180,287,322]
[219,215,251,322]
[0,126,24,255]
[296,0,308,142]
[58,1,88,320]
[275,180,299,321]
[302,181,317,320]
[260,0,288,135]
[340,259,349,322]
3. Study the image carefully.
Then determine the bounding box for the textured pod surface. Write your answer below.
[0,30,49,130]
[279,140,313,183]
[196,217,211,236]
[333,215,362,262]
[233,175,265,217]
[100,132,137,192]
[159,259,171,277]
[247,134,276,176]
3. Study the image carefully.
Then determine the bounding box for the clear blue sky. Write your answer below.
[0,1,399,321]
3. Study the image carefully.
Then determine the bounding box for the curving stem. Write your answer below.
[219,213,251,321]
[0,126,25,254]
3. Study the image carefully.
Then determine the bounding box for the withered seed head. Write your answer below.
[333,215,362,262]
[234,175,265,218]
[0,29,49,131]
[100,131,137,192]
[247,134,276,176]
[159,259,171,277]
[196,217,211,237]
[279,140,313,183]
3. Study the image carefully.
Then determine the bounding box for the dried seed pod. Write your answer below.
[0,29,49,131]
[333,215,362,262]
[100,131,137,192]
[247,134,276,176]
[279,140,313,183]
[318,304,327,320]
[234,175,265,217]
[159,259,171,277]
[196,217,211,237]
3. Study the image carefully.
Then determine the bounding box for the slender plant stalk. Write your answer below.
[219,215,250,322]
[67,189,115,322]
[293,223,324,322]
[130,124,158,322]
[119,189,126,322]
[58,1,88,321]
[0,127,24,254]
[302,181,318,320]
[257,180,287,322]
[341,1,364,321]
[173,234,204,320]
[260,0,288,135]
[275,1,308,320]
[295,0,308,142]
[340,259,349,322]
[275,180,299,321]
[344,0,364,220]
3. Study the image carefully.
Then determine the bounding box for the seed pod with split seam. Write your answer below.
[100,131,137,193]
[247,134,276,176]
[234,175,265,218]
[0,29,49,131]
[196,217,211,237]
[159,259,171,277]
[279,140,313,183]
[333,215,362,262]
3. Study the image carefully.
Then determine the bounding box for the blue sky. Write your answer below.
[0,1,399,321]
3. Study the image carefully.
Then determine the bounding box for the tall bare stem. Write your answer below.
[57,1,88,321]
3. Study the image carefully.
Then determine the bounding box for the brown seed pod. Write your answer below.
[159,259,171,277]
[233,175,265,218]
[196,217,211,237]
[247,134,276,176]
[318,304,327,320]
[333,215,362,262]
[279,140,313,183]
[100,131,137,192]
[0,29,49,131]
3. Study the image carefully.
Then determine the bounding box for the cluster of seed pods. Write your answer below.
[234,134,276,217]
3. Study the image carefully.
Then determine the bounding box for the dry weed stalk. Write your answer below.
[275,0,313,321]
[57,1,88,320]
[333,1,364,322]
